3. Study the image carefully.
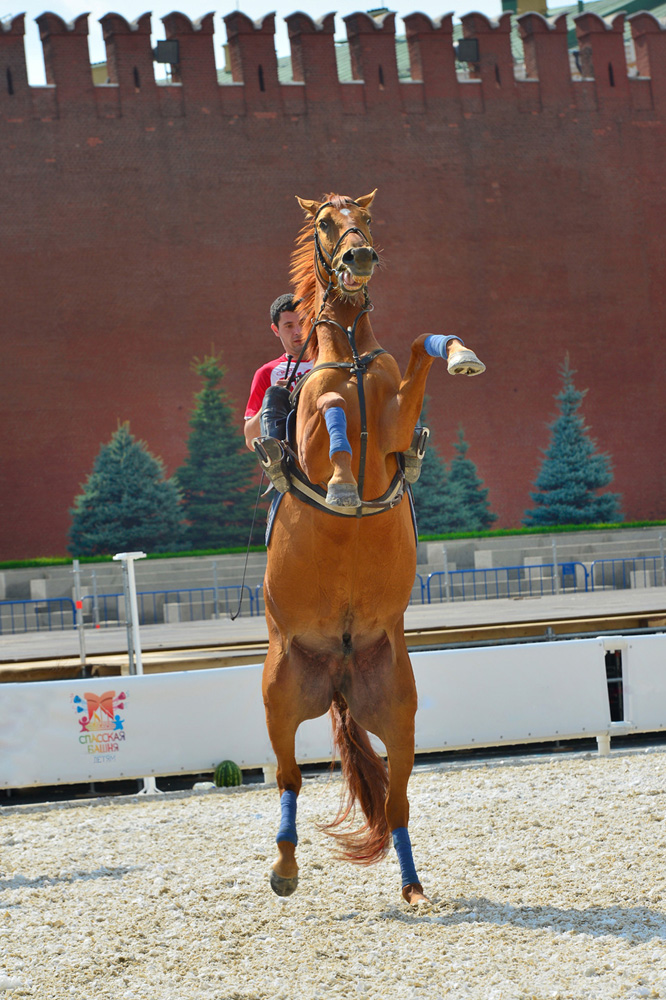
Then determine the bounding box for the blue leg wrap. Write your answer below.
[424,334,463,359]
[392,827,419,887]
[324,406,352,458]
[276,789,298,846]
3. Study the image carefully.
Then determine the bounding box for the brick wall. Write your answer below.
[1,9,665,557]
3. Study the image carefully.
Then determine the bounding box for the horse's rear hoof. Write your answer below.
[326,483,361,508]
[402,882,429,905]
[270,870,299,897]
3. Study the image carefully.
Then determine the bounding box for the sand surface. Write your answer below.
[1,748,665,999]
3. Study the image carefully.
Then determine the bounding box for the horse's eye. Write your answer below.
[319,220,328,231]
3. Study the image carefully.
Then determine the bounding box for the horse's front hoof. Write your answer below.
[326,483,361,508]
[402,882,429,906]
[270,870,299,897]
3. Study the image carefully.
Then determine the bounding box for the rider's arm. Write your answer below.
[244,411,261,450]
[243,363,273,450]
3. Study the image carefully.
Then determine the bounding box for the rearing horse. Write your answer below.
[259,190,463,905]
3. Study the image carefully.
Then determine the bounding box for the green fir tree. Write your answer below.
[68,423,183,556]
[175,354,260,549]
[523,355,622,527]
[446,426,498,532]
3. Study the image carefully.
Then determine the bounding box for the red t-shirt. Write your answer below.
[244,354,314,419]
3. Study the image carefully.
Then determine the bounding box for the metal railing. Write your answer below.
[3,552,664,636]
[426,561,589,604]
[0,597,76,635]
[589,556,664,591]
[79,585,258,627]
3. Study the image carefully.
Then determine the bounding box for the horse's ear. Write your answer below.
[296,196,321,217]
[355,190,377,210]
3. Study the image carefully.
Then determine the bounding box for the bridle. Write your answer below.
[311,199,375,289]
[284,200,395,515]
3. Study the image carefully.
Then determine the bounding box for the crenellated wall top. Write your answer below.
[1,8,666,116]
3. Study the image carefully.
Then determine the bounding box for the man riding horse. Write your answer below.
[246,190,484,905]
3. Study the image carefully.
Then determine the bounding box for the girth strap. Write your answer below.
[286,461,405,518]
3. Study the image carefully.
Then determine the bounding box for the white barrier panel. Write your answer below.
[411,640,611,751]
[0,636,639,790]
[623,636,666,734]
[0,667,272,789]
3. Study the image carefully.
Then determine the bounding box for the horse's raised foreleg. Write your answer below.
[383,334,460,455]
[301,392,360,507]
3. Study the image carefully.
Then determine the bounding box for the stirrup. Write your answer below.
[402,426,430,484]
[252,437,291,494]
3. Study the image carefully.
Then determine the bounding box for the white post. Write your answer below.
[552,538,560,595]
[113,552,146,675]
[120,562,135,673]
[659,533,665,588]
[113,551,160,794]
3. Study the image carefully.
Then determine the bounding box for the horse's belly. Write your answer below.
[265,498,416,634]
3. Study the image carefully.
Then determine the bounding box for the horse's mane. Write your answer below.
[290,193,356,359]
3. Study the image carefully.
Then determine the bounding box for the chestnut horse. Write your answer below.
[260,190,456,905]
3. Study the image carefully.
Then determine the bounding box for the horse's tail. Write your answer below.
[320,692,390,865]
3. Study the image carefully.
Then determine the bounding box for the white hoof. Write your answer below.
[326,483,361,508]
[447,349,486,376]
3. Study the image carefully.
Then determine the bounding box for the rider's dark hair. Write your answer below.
[270,293,301,327]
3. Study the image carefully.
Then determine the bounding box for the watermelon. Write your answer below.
[214,760,242,787]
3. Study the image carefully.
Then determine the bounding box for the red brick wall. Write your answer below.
[1,9,665,558]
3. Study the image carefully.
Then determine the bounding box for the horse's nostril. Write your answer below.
[342,249,355,264]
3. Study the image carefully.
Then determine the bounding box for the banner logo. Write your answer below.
[71,690,128,763]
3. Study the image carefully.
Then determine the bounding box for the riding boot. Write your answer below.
[260,385,292,441]
[252,437,291,494]
[402,426,430,484]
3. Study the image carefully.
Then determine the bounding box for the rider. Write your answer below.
[243,293,314,451]
[243,292,485,493]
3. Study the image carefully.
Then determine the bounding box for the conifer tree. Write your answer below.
[68,423,183,556]
[446,426,498,532]
[523,355,622,527]
[175,354,260,549]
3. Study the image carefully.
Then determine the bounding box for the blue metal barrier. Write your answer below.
[81,585,257,627]
[0,597,76,635]
[589,556,662,591]
[426,561,589,604]
[7,553,663,636]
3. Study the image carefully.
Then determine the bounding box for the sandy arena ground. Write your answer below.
[1,748,665,1000]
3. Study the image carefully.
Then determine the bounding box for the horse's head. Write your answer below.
[296,191,379,301]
